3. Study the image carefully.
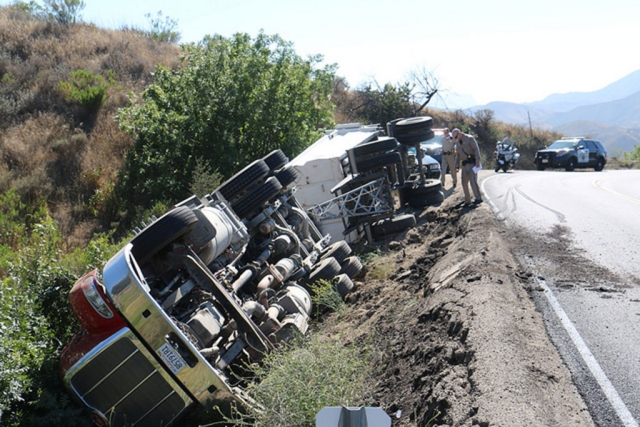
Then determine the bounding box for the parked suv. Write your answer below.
[535,137,607,171]
[419,129,445,164]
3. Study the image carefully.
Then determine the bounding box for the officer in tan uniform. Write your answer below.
[440,128,458,188]
[452,128,482,206]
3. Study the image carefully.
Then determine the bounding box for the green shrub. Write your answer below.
[0,189,27,250]
[0,217,86,426]
[0,276,49,422]
[228,334,371,426]
[58,70,110,112]
[62,230,122,277]
[312,279,346,316]
[116,32,335,212]
[624,144,640,162]
[40,0,86,25]
[190,157,223,198]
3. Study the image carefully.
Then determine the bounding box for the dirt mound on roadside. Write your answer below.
[325,186,595,426]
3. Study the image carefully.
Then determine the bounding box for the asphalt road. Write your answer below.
[481,169,640,427]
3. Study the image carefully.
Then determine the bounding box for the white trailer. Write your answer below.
[288,123,383,243]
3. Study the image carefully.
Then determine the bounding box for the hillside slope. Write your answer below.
[0,6,180,244]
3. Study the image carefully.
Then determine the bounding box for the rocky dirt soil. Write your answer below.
[325,181,597,427]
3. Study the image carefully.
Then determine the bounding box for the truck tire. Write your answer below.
[320,241,352,264]
[274,166,298,188]
[407,190,444,208]
[333,274,355,299]
[403,179,442,207]
[351,138,398,157]
[404,178,442,195]
[355,152,401,173]
[307,256,341,286]
[394,116,433,132]
[130,206,199,264]
[371,213,416,238]
[396,128,435,146]
[339,256,363,279]
[217,159,270,202]
[263,149,288,172]
[231,176,282,219]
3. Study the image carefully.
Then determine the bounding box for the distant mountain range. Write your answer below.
[468,69,640,156]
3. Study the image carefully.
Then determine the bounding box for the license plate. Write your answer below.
[542,159,548,163]
[157,342,187,374]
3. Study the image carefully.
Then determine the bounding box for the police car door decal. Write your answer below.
[577,147,589,163]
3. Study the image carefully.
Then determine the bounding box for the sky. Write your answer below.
[5,0,640,108]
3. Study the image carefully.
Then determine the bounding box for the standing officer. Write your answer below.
[440,128,458,188]
[452,128,482,206]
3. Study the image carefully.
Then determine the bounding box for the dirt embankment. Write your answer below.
[326,185,595,426]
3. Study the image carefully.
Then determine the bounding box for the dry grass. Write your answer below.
[0,113,68,180]
[0,9,179,87]
[0,5,181,246]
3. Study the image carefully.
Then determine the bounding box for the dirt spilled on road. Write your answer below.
[323,187,595,426]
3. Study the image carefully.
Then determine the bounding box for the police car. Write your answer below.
[534,137,607,172]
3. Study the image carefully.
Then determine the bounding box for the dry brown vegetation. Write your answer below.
[0,6,180,248]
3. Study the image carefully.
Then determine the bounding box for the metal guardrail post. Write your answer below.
[316,406,391,427]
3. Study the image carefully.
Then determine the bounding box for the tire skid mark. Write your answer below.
[514,184,566,223]
[506,186,517,217]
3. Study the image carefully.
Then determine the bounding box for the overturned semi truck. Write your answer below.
[60,115,439,426]
[59,149,363,426]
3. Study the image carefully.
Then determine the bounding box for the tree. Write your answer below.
[144,11,180,43]
[352,80,414,126]
[333,68,440,126]
[13,0,85,24]
[472,108,497,146]
[116,32,336,210]
[331,77,359,124]
[624,144,640,162]
[409,65,439,115]
[42,0,85,24]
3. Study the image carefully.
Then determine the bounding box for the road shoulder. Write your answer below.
[324,181,595,426]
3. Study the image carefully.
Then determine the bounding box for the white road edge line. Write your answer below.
[534,273,638,427]
[480,174,639,427]
[481,173,505,222]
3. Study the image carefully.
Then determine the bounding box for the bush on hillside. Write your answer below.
[0,214,87,426]
[58,69,112,113]
[115,31,336,212]
[624,144,640,162]
[41,0,85,25]
[0,5,180,243]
